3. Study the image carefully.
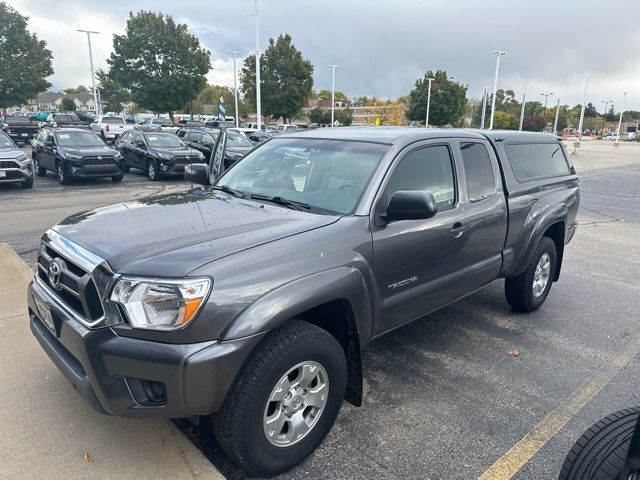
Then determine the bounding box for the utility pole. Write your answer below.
[489,51,507,129]
[228,51,243,127]
[553,98,561,135]
[615,92,627,146]
[77,29,100,116]
[425,77,435,128]
[575,74,595,149]
[519,93,526,131]
[541,92,554,130]
[329,65,340,127]
[249,0,262,130]
[480,86,489,129]
[601,99,612,135]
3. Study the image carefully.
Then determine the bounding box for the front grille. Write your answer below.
[173,156,192,165]
[0,160,19,168]
[37,244,104,322]
[83,156,115,166]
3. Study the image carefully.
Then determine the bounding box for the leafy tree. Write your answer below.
[193,83,249,119]
[107,10,211,120]
[96,69,130,113]
[317,89,347,101]
[524,101,543,116]
[522,115,545,132]
[604,104,616,122]
[353,96,370,107]
[624,110,640,122]
[406,70,467,126]
[60,97,76,111]
[240,34,314,123]
[335,108,353,126]
[63,85,88,94]
[492,111,519,130]
[309,107,324,124]
[0,2,53,109]
[585,102,598,117]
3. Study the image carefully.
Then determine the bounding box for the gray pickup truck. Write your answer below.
[27,127,579,476]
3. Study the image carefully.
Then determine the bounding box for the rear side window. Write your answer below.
[506,143,570,181]
[460,142,496,202]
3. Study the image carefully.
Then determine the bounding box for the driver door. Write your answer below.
[209,129,227,183]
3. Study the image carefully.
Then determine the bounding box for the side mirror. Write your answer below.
[384,190,438,222]
[135,141,146,149]
[185,163,210,185]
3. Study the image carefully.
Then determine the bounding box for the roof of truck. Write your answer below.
[286,127,560,144]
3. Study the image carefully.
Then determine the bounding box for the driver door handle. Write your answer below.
[449,222,468,238]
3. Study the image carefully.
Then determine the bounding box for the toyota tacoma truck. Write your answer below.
[90,115,134,142]
[28,128,579,476]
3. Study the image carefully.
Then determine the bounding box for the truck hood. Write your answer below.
[52,189,339,276]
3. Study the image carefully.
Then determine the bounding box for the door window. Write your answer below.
[383,145,456,211]
[460,142,496,202]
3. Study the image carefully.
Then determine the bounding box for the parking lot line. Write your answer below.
[478,332,640,480]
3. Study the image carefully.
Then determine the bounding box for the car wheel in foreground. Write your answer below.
[505,236,556,312]
[111,173,124,183]
[21,176,33,188]
[57,162,69,185]
[146,160,159,181]
[213,320,347,477]
[34,157,46,177]
[559,407,640,480]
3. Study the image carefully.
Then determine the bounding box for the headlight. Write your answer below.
[114,152,123,160]
[65,153,82,160]
[16,153,30,164]
[110,276,211,330]
[157,152,172,160]
[197,152,206,161]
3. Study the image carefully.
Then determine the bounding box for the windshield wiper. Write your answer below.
[211,184,246,198]
[249,193,311,211]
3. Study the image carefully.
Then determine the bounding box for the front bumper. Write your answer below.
[28,278,263,418]
[158,160,204,175]
[68,164,124,178]
[0,165,33,183]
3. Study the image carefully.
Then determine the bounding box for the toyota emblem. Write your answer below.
[48,259,64,290]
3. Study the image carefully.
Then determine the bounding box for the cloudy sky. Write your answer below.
[8,0,640,111]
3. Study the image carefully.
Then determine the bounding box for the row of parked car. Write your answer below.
[0,122,262,188]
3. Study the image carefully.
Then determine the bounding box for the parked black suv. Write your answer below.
[0,131,33,188]
[176,127,252,168]
[115,130,205,180]
[1,115,39,144]
[31,128,125,184]
[29,128,579,476]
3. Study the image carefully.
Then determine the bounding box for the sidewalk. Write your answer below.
[0,243,224,480]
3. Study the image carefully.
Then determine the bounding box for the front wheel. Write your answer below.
[111,173,124,183]
[57,162,69,185]
[34,156,46,176]
[213,321,347,477]
[146,160,159,181]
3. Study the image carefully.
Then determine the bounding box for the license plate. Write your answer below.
[0,171,6,178]
[34,295,56,336]
[21,133,28,137]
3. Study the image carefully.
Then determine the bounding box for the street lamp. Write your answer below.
[425,77,435,128]
[77,29,100,116]
[227,51,243,127]
[541,92,554,129]
[480,86,489,129]
[489,50,507,130]
[329,64,340,127]
[615,92,627,146]
[575,74,596,148]
[601,100,612,135]
[553,98,561,135]
[249,0,262,129]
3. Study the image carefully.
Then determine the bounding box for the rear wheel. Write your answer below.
[146,160,159,181]
[559,407,640,480]
[56,161,69,185]
[33,156,46,177]
[213,321,347,477]
[505,236,556,312]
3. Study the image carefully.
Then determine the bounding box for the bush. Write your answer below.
[60,97,76,112]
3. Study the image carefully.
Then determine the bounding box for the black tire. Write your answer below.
[33,156,46,176]
[123,164,130,173]
[213,321,347,477]
[21,176,33,188]
[56,161,69,185]
[111,173,124,183]
[559,407,640,480]
[100,131,107,142]
[146,159,159,181]
[505,236,557,312]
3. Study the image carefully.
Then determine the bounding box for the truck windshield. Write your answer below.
[57,131,105,147]
[217,138,388,214]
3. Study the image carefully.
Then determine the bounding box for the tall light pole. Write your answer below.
[425,77,435,128]
[77,29,100,116]
[576,74,595,148]
[329,64,340,127]
[249,0,262,129]
[541,92,554,129]
[228,51,242,127]
[489,50,507,129]
[480,86,489,129]
[519,93,526,131]
[601,99,612,135]
[553,98,561,135]
[615,92,627,146]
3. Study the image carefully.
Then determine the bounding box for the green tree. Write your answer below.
[353,96,370,107]
[335,107,353,126]
[406,70,467,126]
[492,111,519,130]
[107,10,211,120]
[604,104,616,122]
[317,89,347,101]
[60,97,76,111]
[193,84,249,119]
[0,2,53,109]
[525,101,543,116]
[63,85,88,94]
[240,34,314,123]
[96,69,130,113]
[585,102,598,117]
[308,107,325,124]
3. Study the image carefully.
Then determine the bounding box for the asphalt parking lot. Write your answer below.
[1,141,638,479]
